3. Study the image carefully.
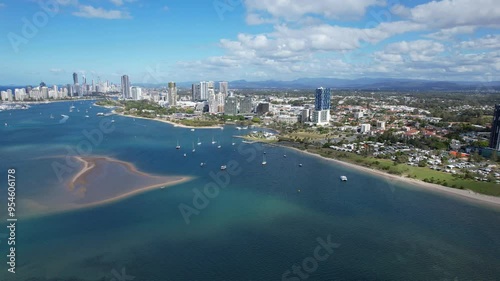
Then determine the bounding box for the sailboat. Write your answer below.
[197,137,202,146]
[176,140,181,150]
[50,114,54,119]
[262,155,267,165]
[211,136,216,144]
[217,142,222,149]
[192,142,196,153]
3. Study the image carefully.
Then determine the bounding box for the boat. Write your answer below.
[197,138,202,146]
[242,126,248,130]
[184,153,187,157]
[236,127,242,130]
[232,142,236,146]
[200,162,205,167]
[220,165,227,170]
[111,119,115,123]
[4,123,7,127]
[242,140,253,144]
[70,105,75,109]
[192,142,196,153]
[299,164,303,167]
[96,112,104,116]
[50,114,54,119]
[176,140,181,150]
[85,115,90,118]
[262,155,267,165]
[211,136,216,144]
[191,129,195,132]
[160,186,165,189]
[340,176,348,181]
[284,154,287,158]
[217,142,222,149]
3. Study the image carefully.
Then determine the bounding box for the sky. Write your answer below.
[0,0,499,85]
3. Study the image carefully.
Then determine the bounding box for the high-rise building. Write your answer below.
[315,87,331,111]
[216,92,225,112]
[192,83,201,101]
[131,87,142,101]
[121,75,130,99]
[208,89,217,113]
[41,87,49,99]
[219,81,228,97]
[256,103,270,114]
[73,72,78,85]
[314,87,331,125]
[240,96,253,114]
[224,95,238,116]
[168,82,177,106]
[489,104,500,150]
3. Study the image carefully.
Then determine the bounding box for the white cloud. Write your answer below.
[245,0,386,21]
[162,6,169,11]
[459,34,500,49]
[110,0,123,6]
[72,5,131,19]
[0,3,5,8]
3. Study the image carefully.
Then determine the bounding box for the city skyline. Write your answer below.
[1,0,499,85]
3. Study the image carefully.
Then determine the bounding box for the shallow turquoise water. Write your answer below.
[0,101,499,281]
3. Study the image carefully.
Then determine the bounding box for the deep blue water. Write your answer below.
[0,100,500,281]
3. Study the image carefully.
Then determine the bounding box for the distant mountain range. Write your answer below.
[3,78,500,92]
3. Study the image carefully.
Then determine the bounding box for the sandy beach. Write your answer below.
[280,145,500,209]
[22,156,193,218]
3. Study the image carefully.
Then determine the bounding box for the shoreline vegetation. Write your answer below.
[277,142,500,208]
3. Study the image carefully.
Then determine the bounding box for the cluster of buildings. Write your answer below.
[0,73,117,102]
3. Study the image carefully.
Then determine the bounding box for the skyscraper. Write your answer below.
[131,87,142,101]
[208,89,217,113]
[168,82,177,106]
[192,83,201,101]
[219,81,228,97]
[489,104,500,150]
[240,96,253,114]
[121,75,130,99]
[224,95,238,116]
[313,87,331,125]
[73,72,78,85]
[315,87,331,111]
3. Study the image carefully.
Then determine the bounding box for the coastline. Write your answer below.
[112,110,224,130]
[275,143,500,209]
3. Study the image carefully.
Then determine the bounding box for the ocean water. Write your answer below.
[0,100,500,281]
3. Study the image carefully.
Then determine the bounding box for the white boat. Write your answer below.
[192,142,196,153]
[70,105,75,109]
[184,153,187,157]
[284,154,287,158]
[4,123,7,127]
[211,136,216,144]
[111,119,115,123]
[220,165,227,170]
[236,127,242,130]
[200,162,205,167]
[299,164,303,167]
[50,114,54,119]
[217,143,222,149]
[232,142,236,146]
[242,126,248,130]
[191,129,195,132]
[96,112,104,116]
[85,115,90,118]
[262,155,267,165]
[340,176,348,181]
[197,138,202,146]
[176,140,181,150]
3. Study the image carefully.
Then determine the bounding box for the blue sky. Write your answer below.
[0,0,499,85]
